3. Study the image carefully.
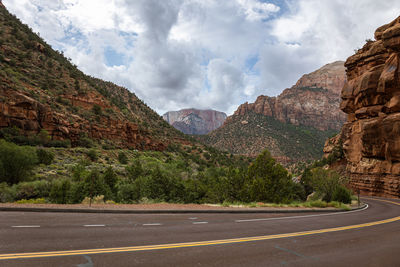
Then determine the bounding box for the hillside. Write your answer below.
[198,111,336,163]
[163,109,227,135]
[0,5,189,150]
[200,61,346,163]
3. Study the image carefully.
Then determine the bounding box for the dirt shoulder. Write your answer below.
[0,202,363,212]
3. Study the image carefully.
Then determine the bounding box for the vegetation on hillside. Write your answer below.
[0,6,187,145]
[0,139,351,205]
[198,111,337,162]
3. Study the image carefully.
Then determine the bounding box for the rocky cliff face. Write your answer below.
[163,109,227,135]
[199,62,345,163]
[336,16,400,198]
[232,61,346,131]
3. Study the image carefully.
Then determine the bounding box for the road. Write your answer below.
[0,197,399,266]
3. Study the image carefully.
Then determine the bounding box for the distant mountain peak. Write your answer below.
[163,109,227,135]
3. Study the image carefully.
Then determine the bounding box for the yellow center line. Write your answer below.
[1,199,399,260]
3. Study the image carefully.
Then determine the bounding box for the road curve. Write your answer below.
[0,197,399,266]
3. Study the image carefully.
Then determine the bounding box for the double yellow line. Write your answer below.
[1,198,399,260]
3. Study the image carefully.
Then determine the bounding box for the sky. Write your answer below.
[3,0,400,115]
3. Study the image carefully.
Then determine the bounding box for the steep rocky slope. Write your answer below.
[163,109,227,135]
[201,62,346,163]
[331,16,400,198]
[0,5,189,150]
[233,61,346,131]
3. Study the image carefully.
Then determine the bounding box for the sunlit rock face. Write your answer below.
[339,16,400,198]
[232,61,347,131]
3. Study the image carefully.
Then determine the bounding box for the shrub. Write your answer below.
[0,140,38,184]
[77,133,94,148]
[86,149,98,162]
[82,170,111,200]
[0,182,17,202]
[49,179,71,204]
[309,168,347,203]
[103,166,118,191]
[36,148,54,165]
[92,104,102,116]
[37,129,50,145]
[118,152,128,164]
[15,180,51,200]
[15,198,46,204]
[332,186,352,204]
[116,182,140,203]
[126,160,143,182]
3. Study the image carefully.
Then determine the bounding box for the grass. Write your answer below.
[218,200,352,210]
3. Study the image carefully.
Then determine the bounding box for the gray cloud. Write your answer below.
[3,0,400,115]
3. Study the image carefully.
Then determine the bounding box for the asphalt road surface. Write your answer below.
[0,197,399,267]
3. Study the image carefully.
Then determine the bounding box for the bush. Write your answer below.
[332,186,352,204]
[15,198,46,204]
[0,182,17,202]
[0,140,38,184]
[92,104,102,116]
[36,148,54,165]
[126,160,143,182]
[118,152,128,164]
[309,168,347,203]
[77,133,94,148]
[49,179,71,204]
[116,182,140,203]
[82,170,111,200]
[86,149,98,161]
[103,166,118,192]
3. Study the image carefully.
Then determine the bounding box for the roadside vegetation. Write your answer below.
[0,138,352,207]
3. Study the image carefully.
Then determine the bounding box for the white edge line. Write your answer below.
[11,225,40,228]
[83,224,106,227]
[193,221,208,224]
[235,204,369,223]
[142,223,162,226]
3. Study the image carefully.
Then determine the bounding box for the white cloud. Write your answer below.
[237,0,280,21]
[3,0,400,115]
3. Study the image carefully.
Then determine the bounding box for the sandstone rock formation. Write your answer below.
[163,109,227,135]
[0,87,165,151]
[232,61,347,131]
[337,16,400,198]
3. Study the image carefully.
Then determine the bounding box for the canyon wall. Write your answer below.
[339,16,400,198]
[232,61,347,131]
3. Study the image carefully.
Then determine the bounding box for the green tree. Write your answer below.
[0,140,38,184]
[126,160,143,182]
[49,179,71,204]
[103,166,118,192]
[245,150,297,203]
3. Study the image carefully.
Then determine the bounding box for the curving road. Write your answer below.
[0,197,399,266]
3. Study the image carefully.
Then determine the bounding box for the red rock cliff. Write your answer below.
[232,61,347,131]
[339,16,400,198]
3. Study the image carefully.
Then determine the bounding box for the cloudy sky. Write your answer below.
[3,0,400,115]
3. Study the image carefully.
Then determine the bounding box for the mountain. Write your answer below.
[325,16,400,198]
[0,4,190,150]
[163,109,227,135]
[199,61,346,163]
[233,61,346,131]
